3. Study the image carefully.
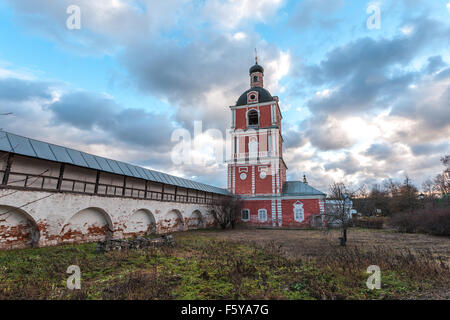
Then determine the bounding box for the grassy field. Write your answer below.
[0,227,449,300]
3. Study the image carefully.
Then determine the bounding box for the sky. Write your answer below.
[0,0,449,192]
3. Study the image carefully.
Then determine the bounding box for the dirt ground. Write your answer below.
[177,227,450,262]
[177,227,450,299]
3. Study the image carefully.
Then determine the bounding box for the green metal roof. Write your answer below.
[282,181,325,196]
[0,130,229,196]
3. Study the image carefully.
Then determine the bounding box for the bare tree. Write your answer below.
[422,178,435,198]
[434,155,450,196]
[207,196,243,229]
[324,182,355,246]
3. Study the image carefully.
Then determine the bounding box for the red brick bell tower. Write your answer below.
[227,55,326,228]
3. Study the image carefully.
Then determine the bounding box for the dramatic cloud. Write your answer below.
[49,91,176,152]
[280,14,450,190]
[301,17,449,116]
[365,143,394,161]
[0,73,179,169]
[122,35,289,130]
[411,141,450,156]
[390,69,450,133]
[5,0,189,53]
[324,153,361,175]
[0,78,54,102]
[2,1,449,191]
[296,115,355,151]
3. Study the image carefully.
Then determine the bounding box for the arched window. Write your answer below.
[248,136,258,158]
[247,109,259,126]
[253,75,258,83]
[293,201,305,223]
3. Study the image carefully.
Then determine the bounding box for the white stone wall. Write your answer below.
[0,189,215,249]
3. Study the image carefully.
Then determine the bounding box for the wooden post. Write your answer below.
[56,163,65,190]
[2,153,14,185]
[94,170,100,194]
[144,180,148,199]
[122,176,126,196]
[161,183,165,201]
[174,186,178,202]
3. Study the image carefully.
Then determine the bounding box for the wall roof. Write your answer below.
[0,131,229,195]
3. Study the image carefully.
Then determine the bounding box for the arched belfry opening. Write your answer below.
[247,109,259,126]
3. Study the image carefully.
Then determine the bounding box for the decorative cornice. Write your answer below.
[229,101,276,110]
[238,195,326,200]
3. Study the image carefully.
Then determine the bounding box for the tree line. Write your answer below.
[352,155,449,216]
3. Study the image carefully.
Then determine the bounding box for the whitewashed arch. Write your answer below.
[161,209,184,233]
[124,208,156,236]
[0,205,39,249]
[187,210,204,229]
[60,207,113,243]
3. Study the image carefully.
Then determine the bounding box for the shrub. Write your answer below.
[351,217,384,229]
[390,208,450,236]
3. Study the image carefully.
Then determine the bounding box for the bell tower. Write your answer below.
[226,54,326,229]
[227,56,287,197]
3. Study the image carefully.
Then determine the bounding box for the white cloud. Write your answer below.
[0,64,37,81]
[400,24,415,35]
[4,0,449,192]
[233,32,247,40]
[7,0,189,53]
[315,88,331,97]
[265,50,291,92]
[202,0,284,30]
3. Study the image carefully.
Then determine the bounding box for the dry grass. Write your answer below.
[176,227,450,299]
[178,227,450,261]
[0,227,448,300]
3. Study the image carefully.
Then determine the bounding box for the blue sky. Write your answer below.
[0,0,449,191]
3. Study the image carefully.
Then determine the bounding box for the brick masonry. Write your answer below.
[239,198,321,228]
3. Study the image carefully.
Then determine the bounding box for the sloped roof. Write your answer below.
[0,131,229,195]
[282,181,325,196]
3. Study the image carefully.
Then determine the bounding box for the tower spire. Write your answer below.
[250,49,264,87]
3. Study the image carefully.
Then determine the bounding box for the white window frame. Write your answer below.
[241,209,250,222]
[293,201,305,223]
[247,91,259,104]
[258,209,268,222]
